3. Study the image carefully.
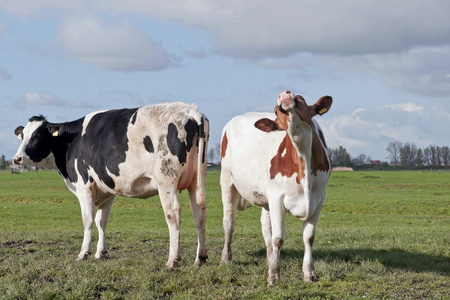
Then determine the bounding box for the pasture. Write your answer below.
[0,169,448,299]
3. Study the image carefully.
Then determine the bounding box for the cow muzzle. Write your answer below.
[277,90,296,111]
[13,155,23,165]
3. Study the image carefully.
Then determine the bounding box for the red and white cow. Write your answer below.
[220,91,332,284]
[13,102,209,267]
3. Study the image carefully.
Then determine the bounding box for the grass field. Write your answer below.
[0,169,449,299]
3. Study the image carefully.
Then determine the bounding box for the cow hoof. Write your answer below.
[75,251,91,261]
[220,250,232,263]
[267,273,280,285]
[220,257,232,264]
[95,250,108,260]
[194,255,208,266]
[267,276,279,285]
[165,259,180,269]
[304,273,319,283]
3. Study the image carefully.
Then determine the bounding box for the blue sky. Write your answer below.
[1,0,450,162]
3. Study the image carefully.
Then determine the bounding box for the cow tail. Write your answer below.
[196,115,209,206]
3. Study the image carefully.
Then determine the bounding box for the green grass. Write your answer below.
[0,170,449,299]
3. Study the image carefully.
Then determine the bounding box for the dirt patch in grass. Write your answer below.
[0,240,36,249]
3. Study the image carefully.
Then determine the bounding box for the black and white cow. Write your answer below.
[13,102,209,267]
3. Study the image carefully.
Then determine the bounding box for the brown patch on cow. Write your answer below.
[221,132,228,159]
[89,180,99,198]
[310,124,330,176]
[318,128,327,149]
[270,134,305,183]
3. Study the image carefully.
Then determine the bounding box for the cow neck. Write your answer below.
[50,118,84,179]
[286,113,330,181]
[286,111,314,183]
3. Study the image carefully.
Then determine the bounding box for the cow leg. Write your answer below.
[159,187,182,268]
[94,195,115,259]
[302,200,323,282]
[220,172,239,263]
[267,198,286,285]
[260,207,273,268]
[188,181,208,266]
[76,193,95,261]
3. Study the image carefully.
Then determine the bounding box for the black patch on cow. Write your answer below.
[51,119,83,179]
[166,119,199,165]
[184,119,197,152]
[167,123,187,165]
[131,112,137,125]
[198,116,205,139]
[143,136,154,153]
[67,108,139,189]
[202,140,207,163]
[30,115,46,123]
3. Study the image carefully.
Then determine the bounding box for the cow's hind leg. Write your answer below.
[188,178,207,265]
[94,195,115,259]
[159,186,182,268]
[220,171,239,263]
[76,193,95,261]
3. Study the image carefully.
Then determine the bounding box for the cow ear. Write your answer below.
[15,126,24,140]
[48,124,65,137]
[254,118,283,132]
[310,95,332,117]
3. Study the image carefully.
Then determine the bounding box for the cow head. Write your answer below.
[254,91,332,132]
[13,115,63,166]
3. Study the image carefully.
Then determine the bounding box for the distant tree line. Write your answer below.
[328,146,371,167]
[329,142,450,168]
[386,142,450,167]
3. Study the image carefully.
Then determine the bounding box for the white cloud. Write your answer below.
[259,46,450,98]
[385,102,424,113]
[12,1,446,59]
[101,1,448,98]
[22,92,62,106]
[100,0,450,58]
[58,17,171,72]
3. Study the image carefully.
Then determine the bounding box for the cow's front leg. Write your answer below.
[260,207,273,268]
[302,202,323,282]
[76,193,95,261]
[188,183,208,266]
[159,187,181,268]
[267,198,286,285]
[94,195,115,259]
[220,172,239,263]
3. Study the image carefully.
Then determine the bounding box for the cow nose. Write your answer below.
[13,155,23,165]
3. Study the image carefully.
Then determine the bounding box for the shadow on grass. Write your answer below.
[250,247,450,275]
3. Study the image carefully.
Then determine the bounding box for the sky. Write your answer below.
[1,0,450,163]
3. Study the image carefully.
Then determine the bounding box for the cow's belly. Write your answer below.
[114,176,160,199]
